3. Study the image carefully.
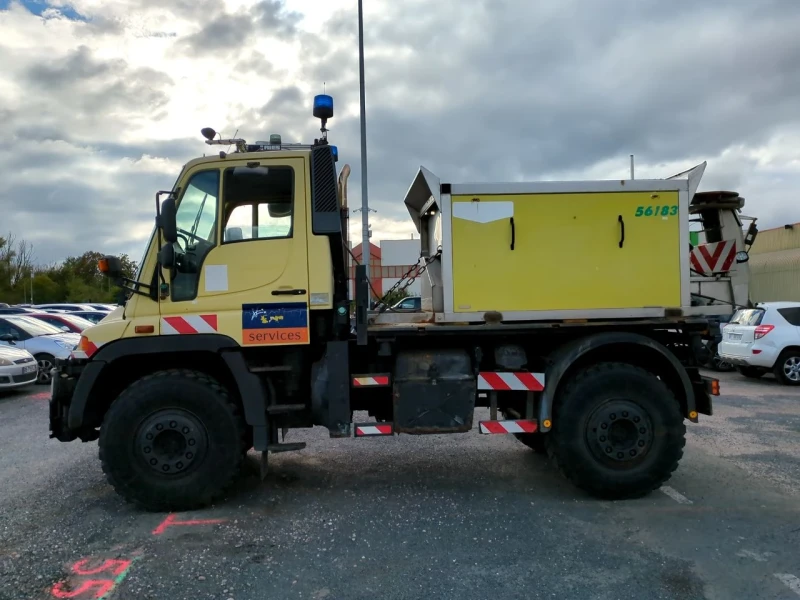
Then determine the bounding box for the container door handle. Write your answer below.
[510,217,515,251]
[618,215,625,248]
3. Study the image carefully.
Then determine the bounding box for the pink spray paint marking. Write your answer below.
[152,513,226,535]
[51,557,137,599]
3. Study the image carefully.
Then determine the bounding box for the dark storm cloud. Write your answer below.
[271,0,800,226]
[23,46,173,116]
[181,0,301,56]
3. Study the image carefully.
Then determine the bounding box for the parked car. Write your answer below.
[0,307,39,315]
[0,316,80,384]
[84,304,115,312]
[0,344,38,391]
[33,303,98,312]
[25,312,94,333]
[68,311,110,324]
[718,301,800,385]
[390,296,422,311]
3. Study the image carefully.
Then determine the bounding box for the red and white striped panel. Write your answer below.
[161,315,218,335]
[478,372,545,392]
[354,424,393,436]
[352,375,390,387]
[690,240,737,275]
[479,420,538,434]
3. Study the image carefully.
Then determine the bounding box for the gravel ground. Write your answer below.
[0,373,799,600]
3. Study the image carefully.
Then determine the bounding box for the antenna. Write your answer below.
[228,129,239,153]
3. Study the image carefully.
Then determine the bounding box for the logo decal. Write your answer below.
[242,302,309,345]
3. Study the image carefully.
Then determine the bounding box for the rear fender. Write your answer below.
[539,332,697,431]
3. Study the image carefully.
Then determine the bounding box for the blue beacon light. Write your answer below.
[313,94,334,119]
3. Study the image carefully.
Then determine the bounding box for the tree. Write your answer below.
[0,235,138,305]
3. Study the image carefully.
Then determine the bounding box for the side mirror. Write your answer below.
[157,197,178,244]
[158,243,176,268]
[98,255,124,279]
[735,250,749,264]
[0,332,18,344]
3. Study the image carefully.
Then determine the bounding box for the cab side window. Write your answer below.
[171,170,220,302]
[221,166,294,243]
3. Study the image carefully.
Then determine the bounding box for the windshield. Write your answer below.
[729,308,765,326]
[5,315,68,336]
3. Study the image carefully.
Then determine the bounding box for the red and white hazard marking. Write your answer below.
[477,372,545,392]
[161,314,218,335]
[354,424,393,436]
[352,375,390,387]
[690,240,737,275]
[479,420,538,434]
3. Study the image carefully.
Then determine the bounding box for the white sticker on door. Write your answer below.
[205,265,229,292]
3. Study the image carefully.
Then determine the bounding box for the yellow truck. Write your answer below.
[50,96,746,511]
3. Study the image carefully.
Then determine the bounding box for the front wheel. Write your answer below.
[34,353,56,385]
[99,369,247,511]
[546,362,685,500]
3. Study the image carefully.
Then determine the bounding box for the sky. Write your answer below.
[1,0,800,265]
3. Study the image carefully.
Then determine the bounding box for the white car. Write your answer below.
[0,315,81,384]
[0,344,38,390]
[718,301,800,385]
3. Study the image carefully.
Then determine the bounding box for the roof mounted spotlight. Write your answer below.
[200,126,248,153]
[313,94,333,145]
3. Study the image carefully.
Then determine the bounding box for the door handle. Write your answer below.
[510,217,515,251]
[618,215,625,248]
[271,289,306,296]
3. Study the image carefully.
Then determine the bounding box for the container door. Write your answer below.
[450,191,681,312]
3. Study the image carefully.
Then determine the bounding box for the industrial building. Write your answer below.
[748,222,800,302]
[348,239,421,299]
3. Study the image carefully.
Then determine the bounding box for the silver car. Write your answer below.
[0,344,38,390]
[0,316,80,384]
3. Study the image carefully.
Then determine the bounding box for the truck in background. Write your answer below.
[50,96,736,511]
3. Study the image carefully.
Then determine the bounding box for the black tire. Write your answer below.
[773,349,800,386]
[546,362,685,500]
[737,366,764,379]
[514,432,547,454]
[34,353,56,385]
[99,369,247,511]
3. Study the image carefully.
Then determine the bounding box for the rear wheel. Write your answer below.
[737,366,764,379]
[546,362,685,500]
[774,350,800,386]
[99,369,247,511]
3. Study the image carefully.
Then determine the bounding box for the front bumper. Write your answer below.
[0,364,38,388]
[49,357,85,442]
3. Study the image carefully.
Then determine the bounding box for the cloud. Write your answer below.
[1,0,800,267]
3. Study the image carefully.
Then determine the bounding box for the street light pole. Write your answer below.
[357,0,370,280]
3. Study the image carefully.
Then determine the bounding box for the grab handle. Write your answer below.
[510,217,516,251]
[618,215,625,248]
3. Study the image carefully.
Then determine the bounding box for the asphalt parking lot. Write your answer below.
[1,370,799,600]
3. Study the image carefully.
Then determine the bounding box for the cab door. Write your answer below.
[160,157,311,347]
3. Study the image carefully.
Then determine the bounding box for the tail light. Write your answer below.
[754,325,774,339]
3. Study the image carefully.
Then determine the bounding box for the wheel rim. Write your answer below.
[37,358,54,384]
[783,356,800,382]
[134,409,209,475]
[585,399,654,465]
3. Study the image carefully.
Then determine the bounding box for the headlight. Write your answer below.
[54,340,74,350]
[0,358,12,366]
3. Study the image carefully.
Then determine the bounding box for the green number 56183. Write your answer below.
[635,205,678,217]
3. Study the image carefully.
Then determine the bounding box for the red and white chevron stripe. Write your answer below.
[479,420,538,434]
[352,375,390,387]
[161,314,218,335]
[477,372,545,392]
[690,240,737,275]
[354,424,393,436]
